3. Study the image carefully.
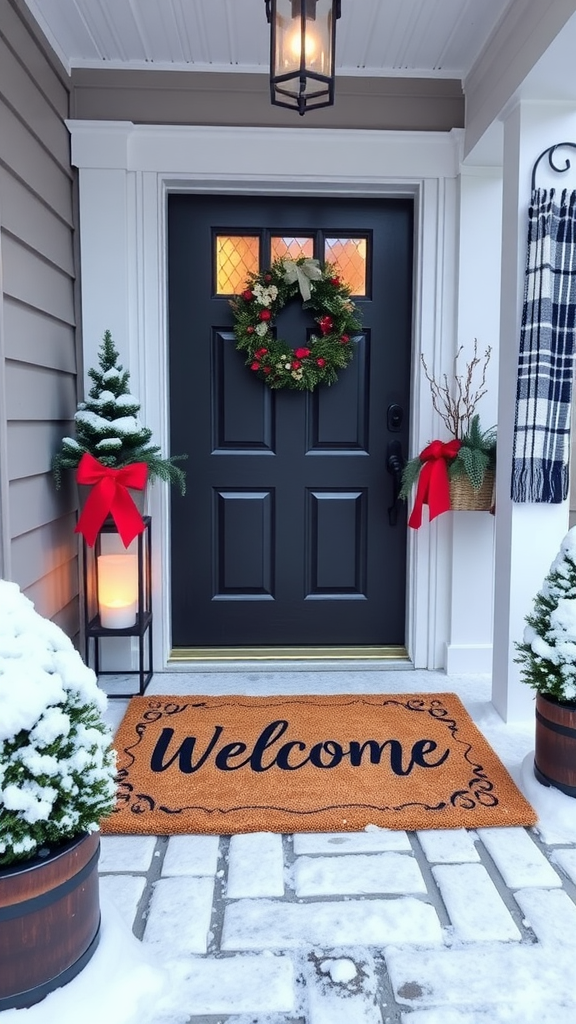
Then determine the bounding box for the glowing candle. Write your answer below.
[97,553,138,629]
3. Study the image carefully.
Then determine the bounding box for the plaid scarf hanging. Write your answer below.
[511,188,576,503]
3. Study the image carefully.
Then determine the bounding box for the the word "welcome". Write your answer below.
[150,719,450,776]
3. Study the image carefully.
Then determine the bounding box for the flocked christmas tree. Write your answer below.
[515,527,576,705]
[52,330,186,492]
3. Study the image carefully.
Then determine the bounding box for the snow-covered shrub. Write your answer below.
[515,527,576,705]
[0,580,117,867]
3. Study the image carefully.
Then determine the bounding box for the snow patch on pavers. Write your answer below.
[98,874,146,931]
[151,954,296,1017]
[294,852,426,897]
[400,1006,576,1024]
[98,834,157,873]
[387,944,576,1010]
[304,949,382,1024]
[416,829,479,864]
[221,897,443,950]
[478,827,562,888]
[143,876,214,955]
[227,832,285,898]
[432,864,521,942]
[514,888,576,945]
[551,847,576,886]
[161,834,220,876]
[293,830,412,855]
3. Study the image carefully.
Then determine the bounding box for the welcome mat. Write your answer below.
[102,693,536,835]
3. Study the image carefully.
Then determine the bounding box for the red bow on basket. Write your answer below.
[408,439,461,529]
[75,453,148,547]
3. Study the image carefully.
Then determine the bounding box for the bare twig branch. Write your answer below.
[421,340,491,438]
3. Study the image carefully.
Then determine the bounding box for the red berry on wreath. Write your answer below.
[330,277,340,286]
[264,274,272,282]
[246,326,255,334]
[316,357,326,367]
[250,362,260,371]
[292,360,301,370]
[340,334,350,344]
[259,309,272,321]
[295,347,311,358]
[319,316,333,335]
[256,347,268,356]
[263,366,272,374]
[242,289,253,301]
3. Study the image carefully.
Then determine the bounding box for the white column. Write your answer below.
[445,167,502,675]
[492,101,575,721]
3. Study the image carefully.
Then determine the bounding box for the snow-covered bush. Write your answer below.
[0,580,117,867]
[516,527,576,705]
[51,329,186,493]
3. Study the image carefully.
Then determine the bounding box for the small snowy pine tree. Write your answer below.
[52,330,186,492]
[515,527,576,705]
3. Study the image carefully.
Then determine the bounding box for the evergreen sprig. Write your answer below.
[52,330,186,493]
[399,414,496,499]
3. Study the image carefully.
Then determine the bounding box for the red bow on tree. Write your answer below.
[75,453,148,547]
[408,439,461,529]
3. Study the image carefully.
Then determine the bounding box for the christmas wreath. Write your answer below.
[230,257,362,391]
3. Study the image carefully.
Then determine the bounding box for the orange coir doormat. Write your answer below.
[102,693,536,835]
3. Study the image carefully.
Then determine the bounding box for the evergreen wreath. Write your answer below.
[230,257,362,391]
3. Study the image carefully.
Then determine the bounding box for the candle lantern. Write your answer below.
[82,517,153,697]
[97,553,138,629]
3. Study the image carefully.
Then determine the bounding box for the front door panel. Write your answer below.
[168,195,412,648]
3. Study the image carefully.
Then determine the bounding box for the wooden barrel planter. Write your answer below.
[0,831,101,1010]
[534,692,576,798]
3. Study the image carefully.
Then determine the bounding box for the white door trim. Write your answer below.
[67,121,463,670]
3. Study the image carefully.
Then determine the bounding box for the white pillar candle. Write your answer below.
[97,553,138,629]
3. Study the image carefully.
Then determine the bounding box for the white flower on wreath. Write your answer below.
[252,283,278,306]
[255,322,269,337]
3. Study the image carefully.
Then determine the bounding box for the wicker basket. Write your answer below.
[449,470,495,512]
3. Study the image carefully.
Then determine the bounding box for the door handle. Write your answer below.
[386,440,405,526]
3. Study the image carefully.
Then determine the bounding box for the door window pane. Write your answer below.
[324,237,367,296]
[216,236,260,294]
[271,236,314,263]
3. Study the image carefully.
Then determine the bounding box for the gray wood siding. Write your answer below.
[0,0,80,632]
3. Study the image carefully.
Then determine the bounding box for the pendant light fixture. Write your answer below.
[265,0,341,116]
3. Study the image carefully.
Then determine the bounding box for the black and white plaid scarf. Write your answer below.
[511,188,576,503]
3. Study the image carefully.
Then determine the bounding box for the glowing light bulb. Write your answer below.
[286,22,318,64]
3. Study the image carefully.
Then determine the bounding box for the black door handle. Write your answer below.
[386,439,405,526]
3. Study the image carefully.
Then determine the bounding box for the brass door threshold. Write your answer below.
[169,645,409,662]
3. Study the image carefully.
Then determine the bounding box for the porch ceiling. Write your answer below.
[23,0,512,79]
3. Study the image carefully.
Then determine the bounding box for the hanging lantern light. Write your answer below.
[265,0,341,116]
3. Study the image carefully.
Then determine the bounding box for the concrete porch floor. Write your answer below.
[97,668,576,1024]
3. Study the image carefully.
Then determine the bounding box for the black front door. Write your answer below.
[168,194,412,649]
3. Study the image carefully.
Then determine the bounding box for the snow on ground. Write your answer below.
[2,669,576,1023]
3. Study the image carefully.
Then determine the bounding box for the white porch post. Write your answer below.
[492,101,575,722]
[445,166,502,675]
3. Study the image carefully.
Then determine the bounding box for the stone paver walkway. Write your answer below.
[99,670,576,1023]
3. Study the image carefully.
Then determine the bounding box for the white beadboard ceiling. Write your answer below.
[23,0,513,79]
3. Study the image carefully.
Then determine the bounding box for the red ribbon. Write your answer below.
[75,453,148,547]
[408,439,461,529]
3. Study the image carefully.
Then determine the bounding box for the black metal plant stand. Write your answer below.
[83,516,153,698]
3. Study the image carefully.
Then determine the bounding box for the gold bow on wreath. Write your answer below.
[282,257,323,301]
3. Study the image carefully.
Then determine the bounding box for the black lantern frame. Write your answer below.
[265,0,341,116]
[82,516,153,698]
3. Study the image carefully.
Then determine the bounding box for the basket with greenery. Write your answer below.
[400,340,496,505]
[52,330,186,494]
